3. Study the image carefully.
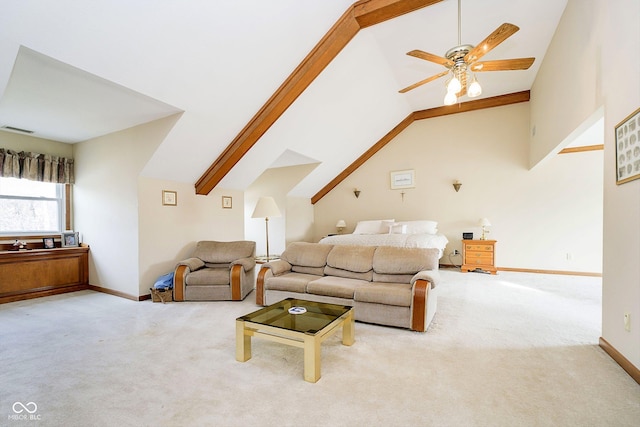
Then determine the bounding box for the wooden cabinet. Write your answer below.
[461,240,497,275]
[0,246,89,303]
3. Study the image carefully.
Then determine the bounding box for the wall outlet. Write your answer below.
[624,313,631,332]
[452,249,460,256]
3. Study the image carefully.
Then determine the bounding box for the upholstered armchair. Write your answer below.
[173,240,256,301]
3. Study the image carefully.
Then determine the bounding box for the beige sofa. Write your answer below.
[256,242,440,332]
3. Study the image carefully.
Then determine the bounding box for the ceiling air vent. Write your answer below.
[1,125,34,134]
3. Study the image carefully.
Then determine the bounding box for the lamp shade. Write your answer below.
[251,196,281,219]
[479,218,491,227]
[336,220,346,228]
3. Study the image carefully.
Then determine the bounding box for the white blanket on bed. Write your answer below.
[318,233,449,258]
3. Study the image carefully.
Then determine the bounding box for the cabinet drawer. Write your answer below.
[465,244,494,252]
[466,252,493,266]
[466,251,493,260]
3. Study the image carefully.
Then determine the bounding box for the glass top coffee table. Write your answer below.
[236,298,355,383]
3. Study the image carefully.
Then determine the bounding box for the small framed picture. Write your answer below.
[43,237,55,249]
[390,169,415,189]
[162,190,177,206]
[615,106,640,185]
[61,231,79,247]
[222,196,232,209]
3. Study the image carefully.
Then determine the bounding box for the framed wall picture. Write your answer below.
[42,237,55,249]
[61,231,79,247]
[162,190,177,206]
[222,196,232,209]
[615,106,640,185]
[390,169,415,189]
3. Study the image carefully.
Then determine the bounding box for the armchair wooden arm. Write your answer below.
[255,266,270,305]
[173,264,188,301]
[230,264,243,300]
[410,279,430,332]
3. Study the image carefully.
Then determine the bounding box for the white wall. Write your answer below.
[314,102,603,273]
[74,116,247,297]
[600,0,640,370]
[245,164,317,258]
[530,0,639,370]
[137,177,244,295]
[73,116,178,296]
[529,0,603,166]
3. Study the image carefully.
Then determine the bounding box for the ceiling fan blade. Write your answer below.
[399,70,449,93]
[465,23,520,63]
[407,50,453,67]
[470,57,535,72]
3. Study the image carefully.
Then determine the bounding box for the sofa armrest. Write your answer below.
[231,256,256,271]
[263,259,292,276]
[411,269,440,288]
[177,257,205,271]
[255,260,292,305]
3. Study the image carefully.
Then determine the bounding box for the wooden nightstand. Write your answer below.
[461,240,497,275]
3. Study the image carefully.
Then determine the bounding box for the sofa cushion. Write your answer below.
[291,265,325,276]
[372,273,414,284]
[373,246,439,274]
[325,245,375,281]
[324,266,373,281]
[281,242,333,269]
[186,267,228,285]
[307,276,369,299]
[192,240,255,264]
[326,245,375,272]
[264,272,320,293]
[204,263,231,268]
[354,282,412,307]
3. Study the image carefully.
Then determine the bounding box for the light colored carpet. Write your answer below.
[1,270,639,427]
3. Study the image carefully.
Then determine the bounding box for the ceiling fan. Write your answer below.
[399,0,535,105]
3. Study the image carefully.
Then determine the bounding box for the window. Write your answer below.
[0,177,65,236]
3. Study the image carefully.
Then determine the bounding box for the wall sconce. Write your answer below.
[453,180,462,192]
[336,219,346,233]
[353,189,361,198]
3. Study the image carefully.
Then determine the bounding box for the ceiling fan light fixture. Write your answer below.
[467,74,482,97]
[447,75,461,94]
[444,91,457,105]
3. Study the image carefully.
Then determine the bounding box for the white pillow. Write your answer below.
[389,223,407,234]
[397,220,438,234]
[353,219,395,235]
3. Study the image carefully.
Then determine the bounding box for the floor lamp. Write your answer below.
[251,196,281,260]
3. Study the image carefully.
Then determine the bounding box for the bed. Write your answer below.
[318,219,449,258]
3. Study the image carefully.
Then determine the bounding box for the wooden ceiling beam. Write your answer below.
[311,91,530,204]
[353,0,442,28]
[195,0,444,195]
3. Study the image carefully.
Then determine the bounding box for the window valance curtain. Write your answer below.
[0,149,74,184]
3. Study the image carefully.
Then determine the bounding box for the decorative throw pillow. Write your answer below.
[389,223,407,234]
[353,219,395,234]
[397,220,438,234]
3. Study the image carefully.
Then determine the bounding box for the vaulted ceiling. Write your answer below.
[0,0,568,198]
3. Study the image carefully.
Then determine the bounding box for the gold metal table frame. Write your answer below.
[236,298,355,383]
